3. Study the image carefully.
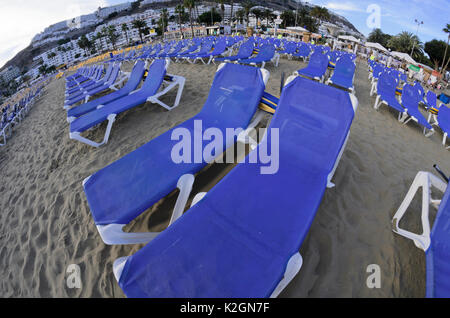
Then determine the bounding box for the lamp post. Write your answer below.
[410,19,423,57]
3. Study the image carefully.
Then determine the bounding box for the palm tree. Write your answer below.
[106,25,119,50]
[251,8,263,28]
[243,1,254,27]
[217,0,225,24]
[160,8,169,38]
[388,31,423,59]
[236,9,245,25]
[132,19,147,43]
[95,30,106,52]
[440,23,450,75]
[230,0,234,27]
[175,4,185,38]
[263,9,273,27]
[183,0,195,38]
[121,23,130,46]
[311,6,330,23]
[77,35,91,56]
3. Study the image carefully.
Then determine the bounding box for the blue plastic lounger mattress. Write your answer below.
[426,184,450,298]
[70,60,166,134]
[84,63,265,227]
[67,61,146,119]
[115,76,355,298]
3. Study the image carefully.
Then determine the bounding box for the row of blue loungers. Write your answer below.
[1,81,47,147]
[367,60,450,297]
[368,60,450,150]
[81,62,359,297]
[109,36,281,68]
[64,59,185,147]
[294,48,356,93]
[63,36,339,148]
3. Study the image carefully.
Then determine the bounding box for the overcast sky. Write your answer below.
[0,0,449,69]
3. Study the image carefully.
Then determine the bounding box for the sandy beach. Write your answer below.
[0,56,449,298]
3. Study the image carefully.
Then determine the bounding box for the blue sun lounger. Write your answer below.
[237,44,279,68]
[82,63,269,244]
[424,91,440,110]
[66,66,102,89]
[112,75,357,298]
[426,105,450,149]
[66,60,146,116]
[392,170,450,297]
[178,41,214,64]
[291,44,311,62]
[69,59,185,147]
[326,55,356,92]
[295,52,329,83]
[400,85,433,133]
[188,40,228,65]
[373,72,406,117]
[278,41,298,56]
[66,64,112,95]
[64,64,123,107]
[215,40,254,63]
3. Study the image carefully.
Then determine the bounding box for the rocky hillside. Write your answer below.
[1,0,363,73]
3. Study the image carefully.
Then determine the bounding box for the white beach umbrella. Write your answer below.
[391,51,417,65]
[338,35,360,43]
[364,42,389,53]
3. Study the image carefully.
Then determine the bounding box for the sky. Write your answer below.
[306,0,449,42]
[0,0,125,69]
[0,0,449,69]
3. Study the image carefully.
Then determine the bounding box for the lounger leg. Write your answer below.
[398,112,408,123]
[92,174,195,245]
[169,174,195,225]
[392,171,447,251]
[113,257,129,282]
[373,95,381,110]
[270,253,303,298]
[444,133,448,148]
[424,127,434,137]
[369,82,375,96]
[147,75,186,111]
[327,130,352,188]
[0,130,5,147]
[237,110,266,151]
[69,114,117,148]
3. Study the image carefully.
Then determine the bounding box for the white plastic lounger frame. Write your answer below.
[69,61,185,148]
[293,70,325,84]
[147,74,185,111]
[425,112,450,150]
[0,124,11,146]
[86,65,270,245]
[392,171,447,251]
[373,94,408,121]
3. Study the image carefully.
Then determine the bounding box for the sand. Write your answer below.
[0,55,449,298]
